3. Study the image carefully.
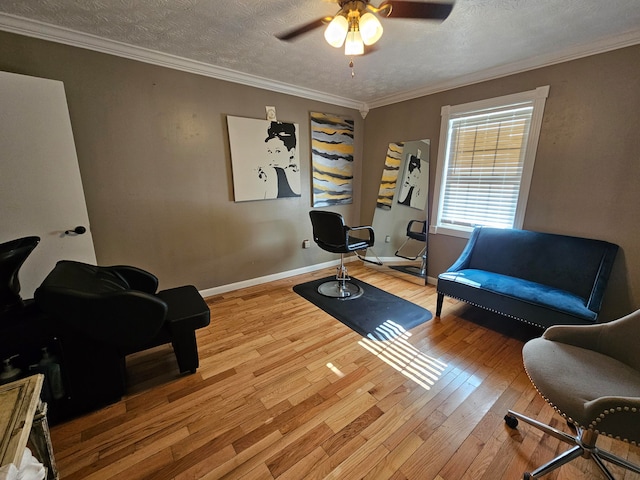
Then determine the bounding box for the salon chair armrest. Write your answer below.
[36,288,167,350]
[347,225,375,244]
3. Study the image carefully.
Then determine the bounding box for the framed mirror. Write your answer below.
[371,139,430,283]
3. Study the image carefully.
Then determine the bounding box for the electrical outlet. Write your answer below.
[303,239,311,249]
[385,235,391,243]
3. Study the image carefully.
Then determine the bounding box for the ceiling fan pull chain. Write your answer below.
[349,58,355,78]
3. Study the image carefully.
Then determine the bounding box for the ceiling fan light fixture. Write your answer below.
[359,12,383,45]
[324,15,349,48]
[344,29,365,56]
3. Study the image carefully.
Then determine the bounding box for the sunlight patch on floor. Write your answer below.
[326,362,346,378]
[358,320,447,390]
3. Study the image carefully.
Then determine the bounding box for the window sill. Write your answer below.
[428,225,472,239]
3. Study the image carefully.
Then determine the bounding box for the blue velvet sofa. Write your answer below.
[435,227,619,328]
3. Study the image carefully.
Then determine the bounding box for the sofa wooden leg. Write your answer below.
[436,293,444,317]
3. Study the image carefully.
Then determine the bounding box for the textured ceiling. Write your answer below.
[1,0,640,109]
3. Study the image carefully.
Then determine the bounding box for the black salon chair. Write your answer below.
[309,210,375,299]
[34,260,210,414]
[0,236,40,315]
[395,220,427,277]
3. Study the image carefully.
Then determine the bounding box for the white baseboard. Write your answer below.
[364,257,438,285]
[198,256,436,297]
[198,258,351,297]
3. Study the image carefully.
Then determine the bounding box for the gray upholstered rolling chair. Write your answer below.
[505,309,640,479]
[309,210,375,299]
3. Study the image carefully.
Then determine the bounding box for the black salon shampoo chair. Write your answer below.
[0,236,40,315]
[34,260,210,414]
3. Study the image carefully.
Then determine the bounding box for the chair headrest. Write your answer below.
[37,260,130,295]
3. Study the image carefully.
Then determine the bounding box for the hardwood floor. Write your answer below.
[49,264,640,479]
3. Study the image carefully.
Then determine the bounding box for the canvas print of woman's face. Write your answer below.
[228,116,301,201]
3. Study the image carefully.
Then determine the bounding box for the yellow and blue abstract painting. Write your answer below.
[376,142,404,210]
[311,112,354,207]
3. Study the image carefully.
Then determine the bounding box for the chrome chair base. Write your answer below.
[505,409,640,479]
[317,263,363,300]
[317,280,363,299]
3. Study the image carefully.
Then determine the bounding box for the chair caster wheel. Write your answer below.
[504,414,519,429]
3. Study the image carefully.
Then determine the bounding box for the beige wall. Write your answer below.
[2,31,638,320]
[363,45,640,320]
[0,31,364,291]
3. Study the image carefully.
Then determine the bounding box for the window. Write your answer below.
[430,86,549,238]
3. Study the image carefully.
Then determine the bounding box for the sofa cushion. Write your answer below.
[465,228,615,302]
[439,269,596,321]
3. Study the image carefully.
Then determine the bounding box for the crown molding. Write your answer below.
[2,13,639,114]
[367,29,640,109]
[0,13,368,112]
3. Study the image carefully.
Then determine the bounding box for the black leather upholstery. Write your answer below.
[406,220,426,242]
[0,236,40,314]
[308,211,375,299]
[309,211,374,253]
[34,260,210,415]
[395,220,427,263]
[36,261,167,350]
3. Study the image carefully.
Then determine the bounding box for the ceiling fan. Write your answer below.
[276,1,454,57]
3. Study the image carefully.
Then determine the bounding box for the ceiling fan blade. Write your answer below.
[380,1,454,20]
[276,17,330,41]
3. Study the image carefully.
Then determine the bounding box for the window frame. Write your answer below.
[430,85,550,238]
